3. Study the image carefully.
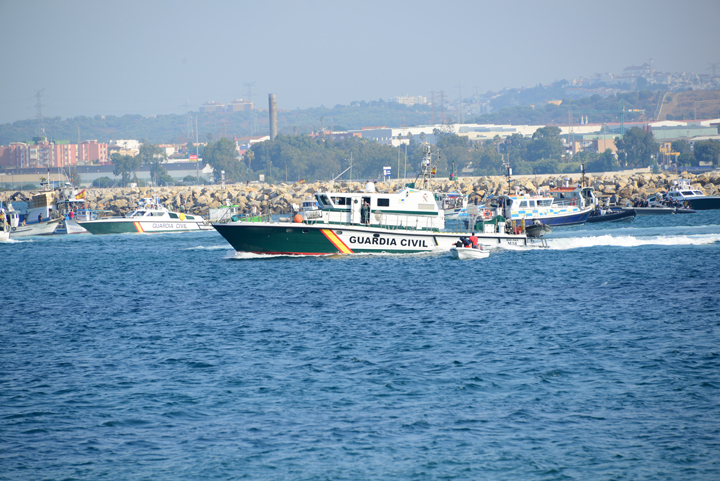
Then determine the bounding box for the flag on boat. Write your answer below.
[298,179,306,184]
[75,189,86,200]
[431,167,436,177]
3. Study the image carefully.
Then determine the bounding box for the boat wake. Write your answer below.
[1,238,34,244]
[185,245,233,251]
[546,233,720,250]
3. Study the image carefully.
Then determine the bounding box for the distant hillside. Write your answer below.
[469,90,665,126]
[0,101,433,146]
[657,90,720,120]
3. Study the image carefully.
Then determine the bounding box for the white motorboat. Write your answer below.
[450,246,489,260]
[665,179,720,210]
[9,218,62,237]
[77,196,213,235]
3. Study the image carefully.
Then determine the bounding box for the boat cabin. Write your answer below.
[666,180,704,202]
[309,188,444,230]
[548,186,596,209]
[436,192,468,211]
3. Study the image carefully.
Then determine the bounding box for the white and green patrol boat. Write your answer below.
[213,145,547,256]
[77,197,212,235]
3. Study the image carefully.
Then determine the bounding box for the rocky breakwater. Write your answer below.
[8,171,720,218]
[425,170,720,206]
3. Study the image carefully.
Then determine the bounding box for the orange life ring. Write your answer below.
[570,200,576,206]
[483,210,491,219]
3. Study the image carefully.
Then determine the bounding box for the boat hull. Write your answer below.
[78,218,211,235]
[587,209,636,223]
[54,218,89,235]
[511,207,592,227]
[213,222,543,255]
[9,218,62,237]
[685,197,720,210]
[622,206,676,215]
[450,247,489,260]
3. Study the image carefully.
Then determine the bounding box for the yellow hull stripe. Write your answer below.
[320,229,353,254]
[134,222,145,233]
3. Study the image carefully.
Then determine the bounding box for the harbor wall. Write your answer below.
[3,170,720,218]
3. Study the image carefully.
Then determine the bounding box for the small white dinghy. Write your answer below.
[450,246,489,260]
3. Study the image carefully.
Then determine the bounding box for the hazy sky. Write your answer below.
[1,0,719,125]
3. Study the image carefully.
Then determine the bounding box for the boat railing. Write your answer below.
[551,198,582,208]
[373,212,441,232]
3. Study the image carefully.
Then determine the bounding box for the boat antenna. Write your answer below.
[581,163,586,188]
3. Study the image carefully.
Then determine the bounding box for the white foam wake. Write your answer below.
[546,233,720,250]
[184,245,233,251]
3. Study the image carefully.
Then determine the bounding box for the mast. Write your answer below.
[414,143,434,190]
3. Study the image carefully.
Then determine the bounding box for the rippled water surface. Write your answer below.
[2,211,720,480]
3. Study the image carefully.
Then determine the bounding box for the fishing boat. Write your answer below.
[436,192,469,219]
[51,183,92,234]
[450,246,489,260]
[2,201,61,237]
[77,196,212,235]
[213,144,548,255]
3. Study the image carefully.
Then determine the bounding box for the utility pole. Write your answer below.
[34,88,45,136]
[195,117,199,185]
[182,97,193,141]
[456,82,463,124]
[438,90,446,124]
[430,90,436,125]
[404,143,407,179]
[568,102,575,156]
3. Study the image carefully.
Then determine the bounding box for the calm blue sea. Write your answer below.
[2,211,720,480]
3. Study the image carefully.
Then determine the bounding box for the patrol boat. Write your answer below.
[213,144,547,255]
[77,196,212,235]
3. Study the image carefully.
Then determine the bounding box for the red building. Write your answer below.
[0,139,108,168]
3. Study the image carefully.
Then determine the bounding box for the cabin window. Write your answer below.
[317,195,331,206]
[528,200,536,207]
[332,197,346,205]
[682,191,693,196]
[377,198,390,207]
[169,213,179,219]
[152,212,164,216]
[693,191,703,196]
[538,199,552,207]
[519,201,528,208]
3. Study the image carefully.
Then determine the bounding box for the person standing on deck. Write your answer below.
[361,201,370,226]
